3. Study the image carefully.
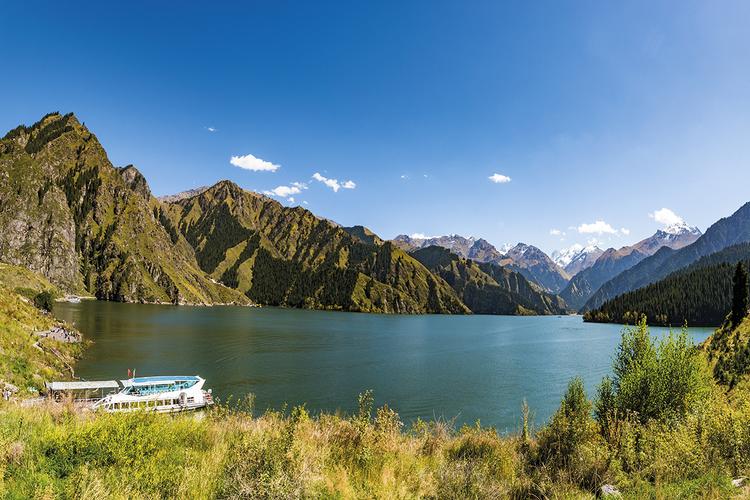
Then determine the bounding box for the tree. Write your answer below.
[731,262,748,326]
[595,318,711,425]
[33,291,55,312]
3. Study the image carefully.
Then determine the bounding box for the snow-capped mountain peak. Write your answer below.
[663,220,701,236]
[552,244,604,276]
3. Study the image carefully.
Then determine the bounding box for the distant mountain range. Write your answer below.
[552,244,604,277]
[583,202,750,311]
[394,235,569,293]
[560,224,701,311]
[4,112,749,324]
[0,113,565,316]
[585,243,750,327]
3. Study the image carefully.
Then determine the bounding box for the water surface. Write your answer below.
[54,301,713,431]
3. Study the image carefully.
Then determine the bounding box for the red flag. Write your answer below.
[128,368,132,378]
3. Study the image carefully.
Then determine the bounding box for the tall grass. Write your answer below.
[1,381,748,499]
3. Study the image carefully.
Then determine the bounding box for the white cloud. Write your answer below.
[302,200,309,205]
[577,220,618,235]
[312,172,356,192]
[488,173,511,184]
[206,127,217,132]
[649,207,684,227]
[230,153,280,172]
[621,228,631,236]
[288,197,295,203]
[263,181,307,199]
[550,229,562,236]
[400,174,408,179]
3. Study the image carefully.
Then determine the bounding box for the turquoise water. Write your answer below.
[54,301,714,432]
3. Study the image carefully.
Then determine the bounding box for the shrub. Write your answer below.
[33,291,55,312]
[599,318,711,425]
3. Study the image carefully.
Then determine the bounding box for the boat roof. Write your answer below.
[124,376,201,386]
[46,380,120,391]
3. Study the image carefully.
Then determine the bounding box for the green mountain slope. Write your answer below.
[0,112,247,305]
[705,315,750,390]
[0,282,81,392]
[161,181,470,313]
[410,245,568,315]
[584,202,750,311]
[584,243,750,327]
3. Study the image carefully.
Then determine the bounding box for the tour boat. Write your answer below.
[92,375,214,413]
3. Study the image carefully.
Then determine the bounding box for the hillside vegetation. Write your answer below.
[410,245,567,315]
[584,201,750,311]
[585,244,750,327]
[0,283,82,394]
[160,180,469,314]
[1,113,572,316]
[0,113,248,305]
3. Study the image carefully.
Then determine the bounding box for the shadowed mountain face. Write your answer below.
[585,243,750,327]
[410,245,568,315]
[560,226,702,311]
[0,113,246,305]
[161,182,470,314]
[495,243,570,294]
[584,202,750,311]
[393,235,569,293]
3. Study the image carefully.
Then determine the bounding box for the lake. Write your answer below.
[54,301,714,432]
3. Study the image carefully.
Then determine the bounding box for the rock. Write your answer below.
[733,477,747,488]
[2,382,19,393]
[600,484,622,497]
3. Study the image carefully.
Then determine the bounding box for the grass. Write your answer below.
[0,284,83,393]
[0,391,747,499]
[0,263,62,302]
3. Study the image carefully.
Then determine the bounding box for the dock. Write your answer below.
[45,380,123,402]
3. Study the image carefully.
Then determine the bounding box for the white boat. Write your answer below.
[92,375,214,413]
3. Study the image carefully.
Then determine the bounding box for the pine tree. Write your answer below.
[731,262,748,326]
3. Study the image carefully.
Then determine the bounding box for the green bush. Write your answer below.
[598,318,711,425]
[33,291,55,312]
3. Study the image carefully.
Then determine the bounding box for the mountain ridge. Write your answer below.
[584,202,750,311]
[0,112,247,305]
[560,224,702,311]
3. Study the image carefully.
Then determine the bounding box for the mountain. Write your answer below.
[0,112,246,305]
[584,203,750,311]
[157,186,209,203]
[551,244,604,277]
[393,235,568,293]
[409,246,567,315]
[705,314,750,389]
[560,225,702,311]
[392,234,506,262]
[160,181,470,314]
[630,222,701,255]
[584,243,750,327]
[495,243,571,294]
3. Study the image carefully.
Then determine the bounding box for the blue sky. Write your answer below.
[2,2,749,254]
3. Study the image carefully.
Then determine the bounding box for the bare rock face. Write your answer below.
[118,165,151,201]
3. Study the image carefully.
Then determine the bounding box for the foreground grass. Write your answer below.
[0,388,747,499]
